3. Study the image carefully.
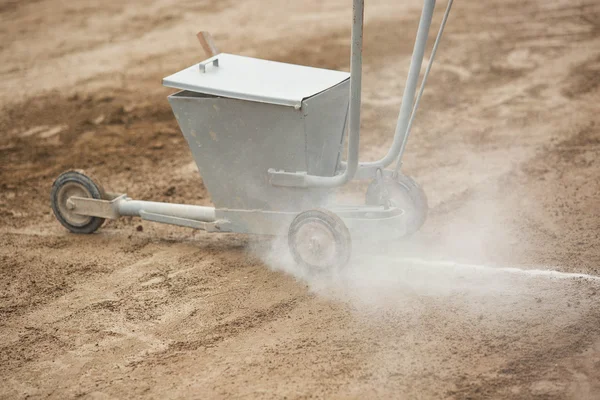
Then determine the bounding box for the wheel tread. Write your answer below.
[50,170,106,234]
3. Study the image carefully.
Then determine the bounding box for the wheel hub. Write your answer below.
[294,219,337,269]
[288,208,352,272]
[308,236,322,254]
[56,182,92,227]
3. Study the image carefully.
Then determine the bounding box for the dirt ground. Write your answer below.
[1,0,600,398]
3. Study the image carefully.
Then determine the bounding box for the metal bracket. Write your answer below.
[268,169,309,188]
[267,166,399,187]
[354,163,382,180]
[334,205,407,239]
[337,162,397,181]
[70,194,126,219]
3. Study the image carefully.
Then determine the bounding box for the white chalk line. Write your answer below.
[371,256,600,282]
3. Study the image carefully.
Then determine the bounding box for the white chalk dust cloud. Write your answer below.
[250,182,598,311]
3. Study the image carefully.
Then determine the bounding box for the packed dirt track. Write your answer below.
[1,0,600,398]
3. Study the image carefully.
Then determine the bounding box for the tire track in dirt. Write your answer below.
[128,296,304,369]
[0,232,146,321]
[0,223,312,399]
[0,244,182,338]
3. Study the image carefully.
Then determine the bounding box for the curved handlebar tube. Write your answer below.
[269,0,441,188]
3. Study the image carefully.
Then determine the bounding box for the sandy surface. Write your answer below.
[1,0,600,398]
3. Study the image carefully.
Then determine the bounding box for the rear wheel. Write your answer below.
[366,174,428,236]
[288,209,351,273]
[51,170,106,234]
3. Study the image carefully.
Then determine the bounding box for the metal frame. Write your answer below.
[61,0,453,238]
[68,195,406,236]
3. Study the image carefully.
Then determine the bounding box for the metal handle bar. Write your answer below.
[359,0,441,172]
[394,0,454,175]
[269,0,445,188]
[269,0,365,188]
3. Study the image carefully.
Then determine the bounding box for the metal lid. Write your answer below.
[162,53,350,109]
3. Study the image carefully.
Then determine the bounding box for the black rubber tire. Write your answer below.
[50,170,106,234]
[366,174,428,236]
[288,208,352,273]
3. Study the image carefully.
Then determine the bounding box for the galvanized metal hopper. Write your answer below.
[164,54,350,212]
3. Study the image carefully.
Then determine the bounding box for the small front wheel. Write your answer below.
[288,208,351,273]
[51,170,106,234]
